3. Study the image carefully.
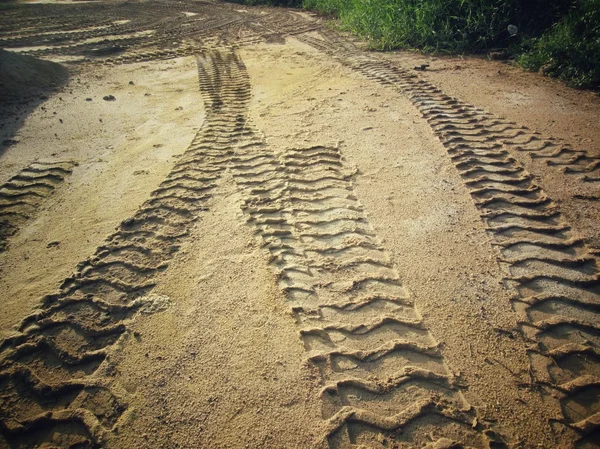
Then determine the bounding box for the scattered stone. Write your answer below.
[122,217,134,227]
[414,64,430,71]
[85,97,92,101]
[489,49,509,60]
[103,94,116,101]
[129,81,135,85]
[2,138,19,146]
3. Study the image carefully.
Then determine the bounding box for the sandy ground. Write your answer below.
[239,40,568,447]
[384,50,600,248]
[1,2,599,449]
[0,57,204,333]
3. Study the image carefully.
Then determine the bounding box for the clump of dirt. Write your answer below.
[0,49,69,102]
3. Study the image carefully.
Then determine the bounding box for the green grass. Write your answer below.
[304,0,517,52]
[519,0,600,88]
[228,0,600,89]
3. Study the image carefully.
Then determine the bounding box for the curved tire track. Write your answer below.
[0,47,244,449]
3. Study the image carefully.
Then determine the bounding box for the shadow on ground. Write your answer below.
[0,48,70,158]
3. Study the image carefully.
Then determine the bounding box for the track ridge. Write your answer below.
[0,160,77,252]
[295,30,600,447]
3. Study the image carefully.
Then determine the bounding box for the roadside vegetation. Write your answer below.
[231,0,600,89]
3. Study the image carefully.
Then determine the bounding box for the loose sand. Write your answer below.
[1,2,599,448]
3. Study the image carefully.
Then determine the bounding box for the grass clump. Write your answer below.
[303,0,582,52]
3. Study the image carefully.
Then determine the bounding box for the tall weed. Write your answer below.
[231,0,599,88]
[305,0,523,51]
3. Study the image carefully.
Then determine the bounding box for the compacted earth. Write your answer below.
[0,1,599,448]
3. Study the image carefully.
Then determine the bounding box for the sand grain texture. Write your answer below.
[0,2,599,449]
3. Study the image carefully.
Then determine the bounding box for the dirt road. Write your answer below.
[1,1,599,448]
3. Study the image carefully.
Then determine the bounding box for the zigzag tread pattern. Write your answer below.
[295,31,600,188]
[1,43,501,448]
[0,160,77,252]
[0,47,253,449]
[295,29,600,447]
[188,48,506,449]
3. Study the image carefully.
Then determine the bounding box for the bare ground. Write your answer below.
[0,2,599,449]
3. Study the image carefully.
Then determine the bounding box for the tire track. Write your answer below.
[98,11,319,67]
[0,161,77,252]
[191,48,506,448]
[432,122,600,448]
[296,30,600,446]
[0,45,255,449]
[298,31,600,186]
[231,143,497,448]
[2,1,321,66]
[2,2,225,59]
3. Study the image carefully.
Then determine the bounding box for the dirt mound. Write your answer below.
[0,49,68,101]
